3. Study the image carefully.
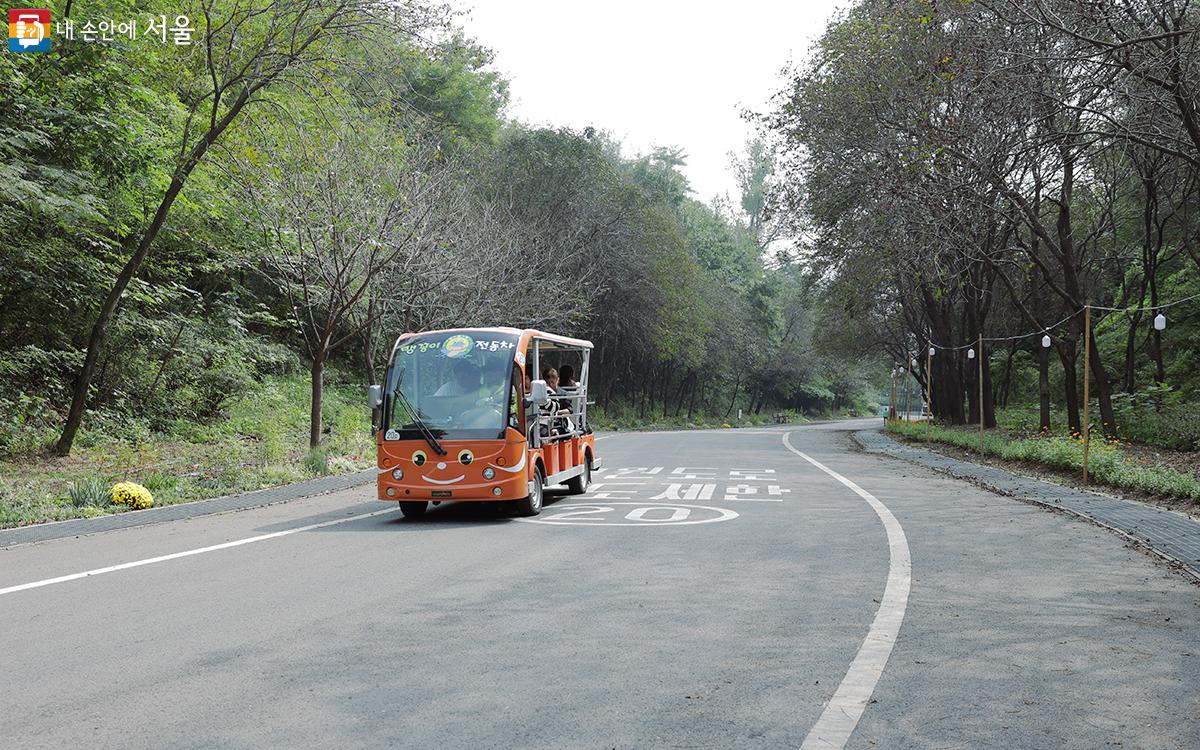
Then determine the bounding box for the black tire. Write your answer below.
[399,501,428,519]
[514,468,544,517]
[565,455,591,495]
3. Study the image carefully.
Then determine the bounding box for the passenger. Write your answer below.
[559,364,578,388]
[542,367,564,406]
[541,367,573,435]
[558,364,580,431]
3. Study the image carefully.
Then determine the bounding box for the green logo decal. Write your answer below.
[443,334,474,358]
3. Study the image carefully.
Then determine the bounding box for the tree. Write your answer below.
[54,0,393,455]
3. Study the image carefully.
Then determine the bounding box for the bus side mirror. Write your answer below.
[527,380,550,406]
[368,384,383,410]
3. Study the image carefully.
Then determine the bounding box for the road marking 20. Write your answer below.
[517,502,738,527]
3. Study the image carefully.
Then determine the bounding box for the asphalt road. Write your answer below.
[3,419,1198,749]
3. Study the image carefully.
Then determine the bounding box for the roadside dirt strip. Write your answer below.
[0,470,374,549]
[855,429,1200,581]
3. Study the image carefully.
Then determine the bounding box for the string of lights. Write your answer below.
[921,291,1200,354]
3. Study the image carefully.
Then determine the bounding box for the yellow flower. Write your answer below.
[110,481,154,510]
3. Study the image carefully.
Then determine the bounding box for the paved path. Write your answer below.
[855,429,1200,580]
[3,420,1198,749]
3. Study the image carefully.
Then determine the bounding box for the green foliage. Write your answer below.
[63,478,110,509]
[304,448,330,475]
[391,33,510,147]
[0,373,372,527]
[1110,392,1200,451]
[887,421,1200,502]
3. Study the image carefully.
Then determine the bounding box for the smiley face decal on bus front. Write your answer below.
[389,446,513,485]
[410,448,464,484]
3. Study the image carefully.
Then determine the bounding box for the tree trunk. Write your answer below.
[361,325,376,386]
[998,343,1016,408]
[723,372,742,420]
[1058,341,1081,434]
[1122,307,1143,393]
[145,316,189,403]
[1087,326,1118,440]
[310,353,327,450]
[672,371,692,417]
[982,342,996,429]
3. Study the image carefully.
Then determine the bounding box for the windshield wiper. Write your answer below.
[392,385,446,456]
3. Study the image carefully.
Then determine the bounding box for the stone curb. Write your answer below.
[0,469,375,549]
[852,429,1200,582]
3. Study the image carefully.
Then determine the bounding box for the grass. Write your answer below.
[0,374,374,528]
[994,401,1200,452]
[886,419,1200,503]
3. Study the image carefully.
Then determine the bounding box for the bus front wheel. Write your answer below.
[515,469,544,517]
[399,501,428,519]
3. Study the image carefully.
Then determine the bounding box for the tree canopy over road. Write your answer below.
[765,0,1200,445]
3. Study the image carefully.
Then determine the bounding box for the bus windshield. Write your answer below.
[383,330,519,440]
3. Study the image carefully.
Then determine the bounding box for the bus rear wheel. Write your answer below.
[566,455,591,495]
[399,501,428,519]
[514,469,544,517]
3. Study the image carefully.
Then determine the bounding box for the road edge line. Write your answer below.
[782,432,912,750]
[0,508,397,597]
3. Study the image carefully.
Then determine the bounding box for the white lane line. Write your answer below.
[0,508,398,598]
[782,432,911,750]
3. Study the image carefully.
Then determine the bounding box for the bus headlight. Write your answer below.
[492,487,502,496]
[482,467,495,480]
[392,468,404,480]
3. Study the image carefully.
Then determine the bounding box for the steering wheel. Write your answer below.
[461,404,504,428]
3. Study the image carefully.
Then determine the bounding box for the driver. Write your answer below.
[434,361,482,396]
[435,360,503,428]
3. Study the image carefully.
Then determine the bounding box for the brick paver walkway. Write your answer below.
[855,430,1200,580]
[0,470,374,548]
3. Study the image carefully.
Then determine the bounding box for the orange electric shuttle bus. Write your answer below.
[368,328,601,518]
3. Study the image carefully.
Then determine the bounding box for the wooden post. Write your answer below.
[978,333,984,454]
[1082,305,1091,484]
[904,359,912,422]
[889,368,897,422]
[926,347,933,431]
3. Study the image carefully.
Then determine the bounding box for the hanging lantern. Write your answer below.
[929,347,936,357]
[911,358,917,368]
[1042,334,1052,348]
[967,348,975,359]
[1154,313,1166,331]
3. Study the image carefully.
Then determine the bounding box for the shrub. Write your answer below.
[304,448,329,475]
[110,481,154,509]
[1112,399,1200,451]
[64,477,110,508]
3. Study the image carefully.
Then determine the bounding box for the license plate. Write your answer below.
[432,490,451,498]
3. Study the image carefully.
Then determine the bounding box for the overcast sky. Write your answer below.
[454,1,844,207]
